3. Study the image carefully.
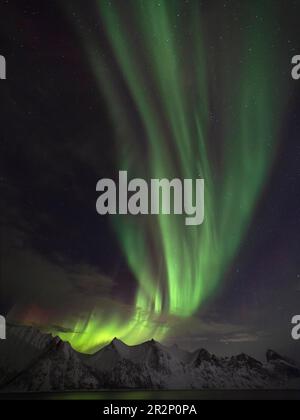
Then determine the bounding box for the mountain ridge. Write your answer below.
[0,324,299,391]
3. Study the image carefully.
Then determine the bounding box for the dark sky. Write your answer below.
[1,0,300,360]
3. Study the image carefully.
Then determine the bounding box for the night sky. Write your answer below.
[1,0,300,360]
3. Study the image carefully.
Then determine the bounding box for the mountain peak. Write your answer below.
[108,337,129,353]
[266,349,284,362]
[230,353,262,369]
[139,338,158,347]
[111,337,125,345]
[193,348,217,367]
[266,349,298,367]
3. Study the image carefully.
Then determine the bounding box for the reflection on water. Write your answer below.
[0,390,299,400]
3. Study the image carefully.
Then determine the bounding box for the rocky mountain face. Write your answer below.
[0,325,299,392]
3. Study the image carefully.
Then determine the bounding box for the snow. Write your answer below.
[0,325,299,392]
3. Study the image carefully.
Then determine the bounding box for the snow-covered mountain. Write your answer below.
[0,325,299,392]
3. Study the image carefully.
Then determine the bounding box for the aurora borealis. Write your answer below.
[52,0,286,352]
[1,0,300,359]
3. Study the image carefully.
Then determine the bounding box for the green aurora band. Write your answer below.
[58,0,286,353]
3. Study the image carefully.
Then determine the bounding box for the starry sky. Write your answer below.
[1,0,300,360]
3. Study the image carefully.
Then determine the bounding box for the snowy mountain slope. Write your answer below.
[266,350,300,380]
[0,324,54,387]
[0,325,299,391]
[4,339,99,392]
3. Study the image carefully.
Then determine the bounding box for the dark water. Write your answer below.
[0,390,299,400]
